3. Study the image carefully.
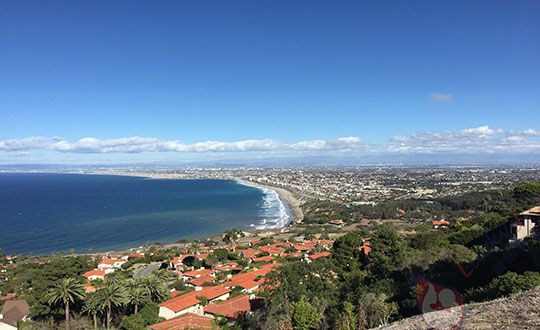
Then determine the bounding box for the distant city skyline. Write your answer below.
[1,1,539,164]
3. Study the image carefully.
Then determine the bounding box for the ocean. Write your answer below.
[0,173,291,255]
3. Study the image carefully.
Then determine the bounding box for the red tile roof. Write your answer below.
[151,313,214,330]
[213,263,242,272]
[359,242,372,256]
[204,295,252,319]
[99,258,120,265]
[432,220,450,226]
[188,275,215,286]
[223,263,280,291]
[239,249,258,259]
[84,269,106,278]
[184,268,214,278]
[308,251,331,260]
[251,256,275,263]
[159,286,231,313]
[258,245,285,255]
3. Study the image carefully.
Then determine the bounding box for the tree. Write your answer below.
[120,314,146,330]
[513,183,540,201]
[223,229,244,251]
[357,293,397,328]
[98,283,127,329]
[334,301,357,330]
[290,296,320,330]
[140,275,168,302]
[138,303,161,326]
[81,292,102,329]
[45,277,86,329]
[490,271,540,297]
[127,286,148,314]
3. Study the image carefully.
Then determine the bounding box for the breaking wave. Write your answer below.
[236,180,292,229]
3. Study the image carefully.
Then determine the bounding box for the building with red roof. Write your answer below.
[150,313,215,330]
[97,258,127,269]
[432,220,450,228]
[182,268,214,281]
[158,285,231,319]
[258,244,285,255]
[239,249,258,259]
[187,275,216,287]
[251,255,275,263]
[204,294,258,319]
[222,263,280,293]
[307,251,331,261]
[212,262,242,273]
[83,269,107,281]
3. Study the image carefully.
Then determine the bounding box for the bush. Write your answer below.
[121,314,146,330]
[490,271,540,297]
[139,303,161,325]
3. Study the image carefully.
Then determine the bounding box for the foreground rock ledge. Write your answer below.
[380,286,540,330]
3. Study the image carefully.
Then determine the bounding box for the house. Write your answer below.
[97,258,127,269]
[358,238,372,256]
[307,251,331,262]
[258,244,285,256]
[128,252,145,259]
[212,262,242,273]
[0,300,29,329]
[512,206,539,240]
[251,256,274,263]
[432,220,450,229]
[239,249,258,259]
[151,313,215,330]
[158,285,231,319]
[83,269,108,281]
[182,268,214,281]
[187,275,215,287]
[222,263,280,293]
[204,294,260,319]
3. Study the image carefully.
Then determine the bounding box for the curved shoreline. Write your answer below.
[237,179,303,224]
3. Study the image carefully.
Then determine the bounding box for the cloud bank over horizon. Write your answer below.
[1,126,539,159]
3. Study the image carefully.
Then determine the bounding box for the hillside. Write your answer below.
[381,286,540,330]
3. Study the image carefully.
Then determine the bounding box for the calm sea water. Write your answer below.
[0,173,290,255]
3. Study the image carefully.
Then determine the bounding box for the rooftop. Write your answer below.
[151,313,214,330]
[204,294,255,319]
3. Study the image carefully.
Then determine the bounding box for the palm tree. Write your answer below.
[81,292,102,329]
[45,278,86,329]
[97,283,127,329]
[127,286,148,314]
[140,275,167,302]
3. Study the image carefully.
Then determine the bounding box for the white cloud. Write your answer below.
[290,136,369,151]
[431,92,453,103]
[388,126,540,153]
[1,127,539,157]
[390,136,409,142]
[460,125,495,136]
[0,136,370,154]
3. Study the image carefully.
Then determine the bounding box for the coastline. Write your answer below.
[237,179,304,224]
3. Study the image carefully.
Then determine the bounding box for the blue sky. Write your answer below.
[1,1,539,163]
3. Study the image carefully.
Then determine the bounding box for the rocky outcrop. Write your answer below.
[380,286,540,330]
